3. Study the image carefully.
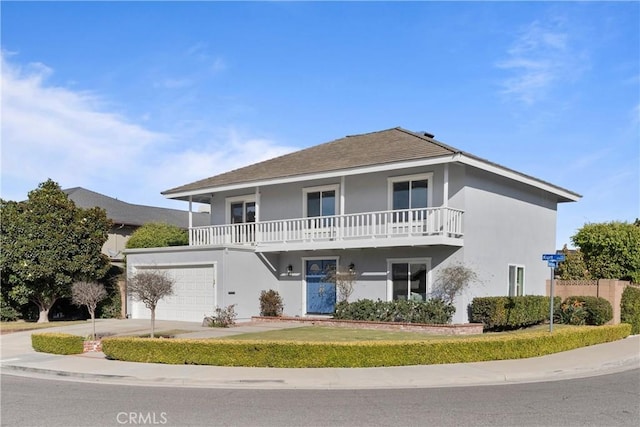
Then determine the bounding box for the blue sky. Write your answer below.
[1,1,638,249]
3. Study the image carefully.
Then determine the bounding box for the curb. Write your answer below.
[2,353,638,390]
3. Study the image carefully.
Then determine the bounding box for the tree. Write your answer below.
[571,221,640,282]
[324,265,357,303]
[125,222,188,249]
[0,180,111,322]
[432,263,478,305]
[556,245,591,280]
[128,270,174,338]
[71,281,107,340]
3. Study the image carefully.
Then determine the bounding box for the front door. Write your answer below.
[306,259,337,314]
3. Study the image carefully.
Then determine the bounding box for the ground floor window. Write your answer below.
[508,264,525,296]
[387,258,431,302]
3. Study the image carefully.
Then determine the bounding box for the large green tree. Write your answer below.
[571,221,640,282]
[1,180,111,322]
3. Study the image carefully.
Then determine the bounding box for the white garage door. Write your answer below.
[131,265,216,323]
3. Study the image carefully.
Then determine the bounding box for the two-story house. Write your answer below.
[125,128,581,323]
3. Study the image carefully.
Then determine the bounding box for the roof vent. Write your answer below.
[421,131,435,139]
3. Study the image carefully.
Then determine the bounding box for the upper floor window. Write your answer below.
[226,195,256,224]
[388,173,433,211]
[303,185,339,217]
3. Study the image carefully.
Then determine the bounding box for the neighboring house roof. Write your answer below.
[163,127,581,203]
[64,187,209,228]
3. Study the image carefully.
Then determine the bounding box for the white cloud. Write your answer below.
[157,128,295,192]
[0,54,294,208]
[1,54,165,199]
[496,19,587,105]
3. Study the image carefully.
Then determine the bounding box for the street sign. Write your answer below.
[542,254,565,262]
[547,260,558,268]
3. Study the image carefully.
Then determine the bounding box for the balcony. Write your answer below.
[189,206,464,252]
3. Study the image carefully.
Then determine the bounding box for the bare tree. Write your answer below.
[325,265,357,303]
[71,281,107,340]
[128,270,174,338]
[432,263,479,305]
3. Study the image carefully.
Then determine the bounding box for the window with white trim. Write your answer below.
[387,173,433,223]
[303,185,339,218]
[508,264,525,296]
[225,195,256,224]
[387,258,431,302]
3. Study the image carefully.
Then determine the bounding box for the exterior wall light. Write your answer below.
[348,262,355,273]
[287,264,293,276]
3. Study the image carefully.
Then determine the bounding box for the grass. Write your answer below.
[221,323,573,342]
[133,329,194,338]
[0,320,88,334]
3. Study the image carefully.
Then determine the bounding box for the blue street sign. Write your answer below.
[547,260,558,268]
[542,254,565,262]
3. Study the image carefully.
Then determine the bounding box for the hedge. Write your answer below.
[333,299,455,324]
[31,332,84,355]
[101,324,631,368]
[469,296,560,330]
[621,286,640,334]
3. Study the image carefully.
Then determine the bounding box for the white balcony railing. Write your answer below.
[189,207,463,249]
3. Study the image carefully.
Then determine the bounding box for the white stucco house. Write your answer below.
[126,128,581,323]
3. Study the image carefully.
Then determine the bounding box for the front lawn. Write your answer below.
[0,320,88,334]
[221,323,573,342]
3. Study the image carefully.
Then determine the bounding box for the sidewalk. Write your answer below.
[1,319,638,389]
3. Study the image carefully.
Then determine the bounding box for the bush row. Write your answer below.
[333,299,455,324]
[556,296,613,326]
[101,324,630,368]
[621,286,640,334]
[469,296,559,330]
[31,332,84,355]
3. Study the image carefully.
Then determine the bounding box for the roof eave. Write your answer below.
[162,150,582,204]
[163,154,460,202]
[457,154,582,202]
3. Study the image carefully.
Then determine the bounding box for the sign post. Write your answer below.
[542,254,565,333]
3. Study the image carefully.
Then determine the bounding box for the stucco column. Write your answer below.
[340,176,345,215]
[443,163,449,207]
[255,186,261,222]
[188,196,193,228]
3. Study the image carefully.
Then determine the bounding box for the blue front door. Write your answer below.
[306,260,336,314]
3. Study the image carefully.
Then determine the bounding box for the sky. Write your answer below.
[1,1,638,249]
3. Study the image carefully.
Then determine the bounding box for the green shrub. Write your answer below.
[31,332,84,355]
[560,296,613,326]
[206,304,237,328]
[259,289,284,317]
[333,299,455,324]
[557,299,588,325]
[102,324,630,367]
[621,285,640,334]
[469,296,560,330]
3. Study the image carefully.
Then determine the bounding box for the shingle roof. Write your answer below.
[64,187,209,228]
[163,127,457,195]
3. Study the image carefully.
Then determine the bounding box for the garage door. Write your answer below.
[130,265,216,323]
